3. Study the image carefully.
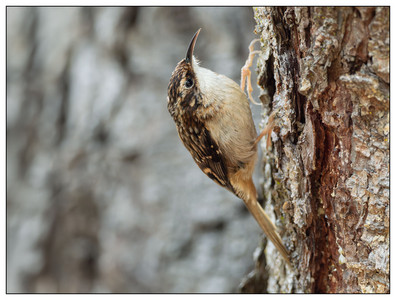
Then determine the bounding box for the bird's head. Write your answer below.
[167,29,203,116]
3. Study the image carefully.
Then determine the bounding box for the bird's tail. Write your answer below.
[237,177,291,266]
[244,196,291,267]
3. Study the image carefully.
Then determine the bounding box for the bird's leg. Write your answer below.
[253,109,279,148]
[241,39,261,105]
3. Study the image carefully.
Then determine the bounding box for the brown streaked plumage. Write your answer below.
[167,29,291,266]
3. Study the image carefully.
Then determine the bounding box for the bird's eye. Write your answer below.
[185,78,194,88]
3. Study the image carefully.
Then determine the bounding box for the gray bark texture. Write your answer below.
[7,7,265,293]
[240,7,389,293]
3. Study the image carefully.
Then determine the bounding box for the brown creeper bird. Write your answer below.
[167,29,291,266]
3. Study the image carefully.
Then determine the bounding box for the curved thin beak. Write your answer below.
[185,28,201,64]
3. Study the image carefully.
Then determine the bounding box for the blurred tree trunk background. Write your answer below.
[240,7,389,293]
[7,7,265,293]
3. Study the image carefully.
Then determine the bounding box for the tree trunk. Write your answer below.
[241,7,389,293]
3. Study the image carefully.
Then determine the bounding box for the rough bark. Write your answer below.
[240,7,389,293]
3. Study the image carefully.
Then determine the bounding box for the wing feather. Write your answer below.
[178,123,234,194]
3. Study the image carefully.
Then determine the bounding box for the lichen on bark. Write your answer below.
[241,6,389,293]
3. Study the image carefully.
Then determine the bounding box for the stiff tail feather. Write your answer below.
[244,198,291,267]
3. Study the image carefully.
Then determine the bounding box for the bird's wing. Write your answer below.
[178,124,235,194]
